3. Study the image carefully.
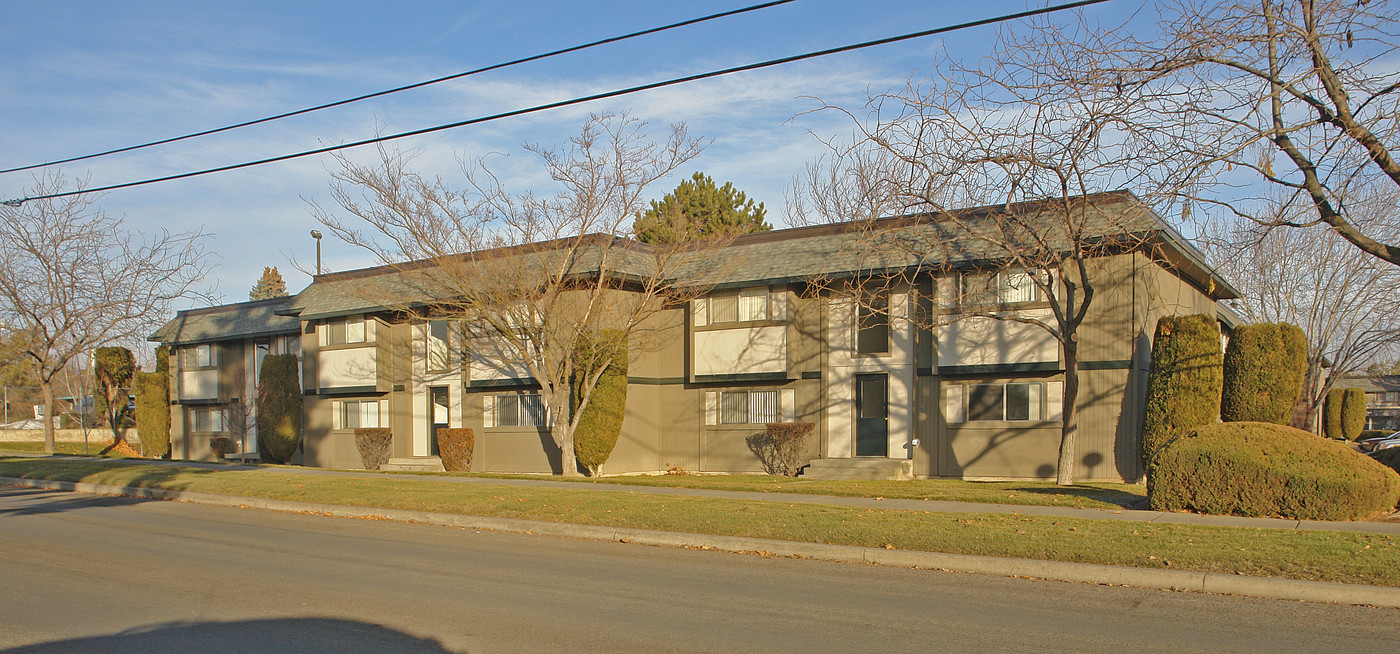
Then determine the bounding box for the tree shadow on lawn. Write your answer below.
[1006,485,1150,510]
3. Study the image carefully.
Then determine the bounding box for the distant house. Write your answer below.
[151,192,1238,481]
[1329,373,1400,431]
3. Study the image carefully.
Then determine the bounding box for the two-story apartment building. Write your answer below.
[149,296,301,461]
[152,191,1237,481]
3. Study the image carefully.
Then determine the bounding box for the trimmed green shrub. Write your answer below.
[747,422,815,476]
[1147,421,1400,520]
[1323,388,1345,439]
[571,333,628,477]
[1359,429,1390,442]
[1141,314,1223,465]
[1220,323,1307,424]
[1371,448,1400,476]
[210,436,235,460]
[437,428,475,472]
[256,354,301,464]
[1342,387,1367,441]
[355,428,392,470]
[133,345,171,459]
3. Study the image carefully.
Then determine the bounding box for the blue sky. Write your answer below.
[0,0,1139,307]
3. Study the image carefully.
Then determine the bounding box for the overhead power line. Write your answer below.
[0,0,802,176]
[2,0,1112,206]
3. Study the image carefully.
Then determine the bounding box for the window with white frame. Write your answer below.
[692,287,785,327]
[427,320,451,372]
[856,290,890,355]
[326,316,368,346]
[704,388,794,425]
[959,270,1040,306]
[190,406,224,432]
[946,381,1063,423]
[487,392,545,427]
[181,344,215,369]
[332,399,384,430]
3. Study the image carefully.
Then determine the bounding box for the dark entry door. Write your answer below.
[855,374,888,457]
[429,387,449,456]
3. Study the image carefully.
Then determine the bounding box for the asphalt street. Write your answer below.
[0,487,1395,653]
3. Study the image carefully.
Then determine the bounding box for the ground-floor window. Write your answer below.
[704,388,793,425]
[190,406,223,433]
[946,381,1062,423]
[332,399,385,429]
[485,392,545,428]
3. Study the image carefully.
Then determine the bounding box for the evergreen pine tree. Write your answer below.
[633,172,770,244]
[249,266,289,300]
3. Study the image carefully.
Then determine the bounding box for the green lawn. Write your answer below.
[2,457,1396,587]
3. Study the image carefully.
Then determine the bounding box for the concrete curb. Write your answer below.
[5,475,1400,608]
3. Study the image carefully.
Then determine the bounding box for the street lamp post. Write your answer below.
[310,230,323,275]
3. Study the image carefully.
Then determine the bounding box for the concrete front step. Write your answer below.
[381,456,445,472]
[800,458,913,481]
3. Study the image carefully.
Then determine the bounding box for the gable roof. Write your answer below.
[157,190,1239,328]
[150,295,301,345]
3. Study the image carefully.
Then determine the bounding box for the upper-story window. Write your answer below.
[959,270,1040,306]
[180,344,216,369]
[856,291,890,355]
[693,287,783,327]
[326,316,367,346]
[427,320,451,372]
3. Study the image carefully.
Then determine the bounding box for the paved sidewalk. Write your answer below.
[20,454,1400,535]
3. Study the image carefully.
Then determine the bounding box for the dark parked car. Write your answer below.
[1358,431,1400,453]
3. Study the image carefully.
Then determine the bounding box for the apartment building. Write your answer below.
[152,191,1237,481]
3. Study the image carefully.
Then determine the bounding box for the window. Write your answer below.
[959,270,1040,306]
[335,399,382,430]
[427,321,451,372]
[494,393,545,427]
[856,291,890,354]
[959,382,1043,422]
[326,316,367,345]
[181,344,214,369]
[191,406,223,432]
[718,390,779,424]
[693,287,782,326]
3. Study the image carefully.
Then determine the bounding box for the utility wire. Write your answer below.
[2,0,1112,206]
[0,0,802,176]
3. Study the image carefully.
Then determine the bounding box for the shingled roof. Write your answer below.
[149,295,301,345]
[159,190,1238,328]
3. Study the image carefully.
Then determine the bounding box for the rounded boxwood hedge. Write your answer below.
[572,333,627,477]
[436,427,475,472]
[1141,314,1223,466]
[1147,421,1400,520]
[1324,387,1367,440]
[1220,322,1306,424]
[1372,447,1400,476]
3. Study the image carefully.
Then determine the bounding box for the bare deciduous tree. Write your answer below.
[1092,1,1400,266]
[0,173,210,454]
[791,17,1184,485]
[1200,185,1400,431]
[312,113,723,477]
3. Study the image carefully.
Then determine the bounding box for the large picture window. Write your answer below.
[334,399,382,430]
[181,344,215,369]
[326,316,367,346]
[693,287,782,327]
[495,393,545,427]
[190,406,223,432]
[959,270,1040,306]
[954,382,1044,422]
[718,389,779,425]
